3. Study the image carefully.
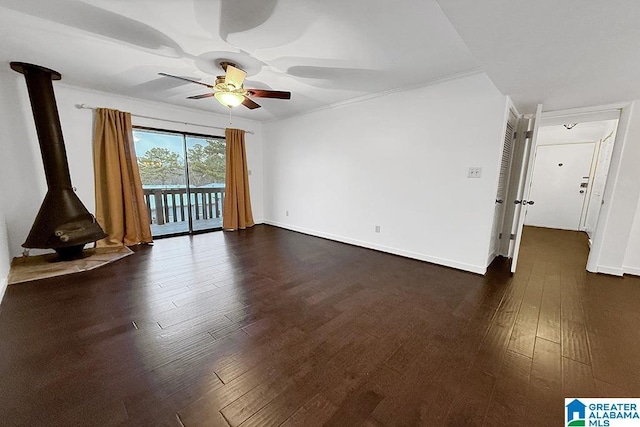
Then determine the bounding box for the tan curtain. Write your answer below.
[93,108,152,247]
[223,128,255,230]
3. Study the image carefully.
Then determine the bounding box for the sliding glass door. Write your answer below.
[185,135,226,232]
[133,128,226,238]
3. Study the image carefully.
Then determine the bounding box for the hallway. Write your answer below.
[511,226,640,399]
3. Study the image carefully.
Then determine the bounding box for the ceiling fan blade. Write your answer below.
[242,97,261,109]
[158,72,215,89]
[225,65,246,90]
[187,93,215,100]
[246,89,291,99]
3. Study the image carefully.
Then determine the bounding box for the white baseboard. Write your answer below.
[595,265,625,276]
[623,266,640,277]
[0,276,7,305]
[486,250,497,267]
[264,220,487,275]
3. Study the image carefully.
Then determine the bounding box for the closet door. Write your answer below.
[489,109,517,260]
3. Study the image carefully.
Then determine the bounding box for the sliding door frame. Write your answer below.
[133,125,226,239]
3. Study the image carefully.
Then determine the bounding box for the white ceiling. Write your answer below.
[0,0,479,121]
[537,119,618,146]
[1,0,638,121]
[437,0,640,113]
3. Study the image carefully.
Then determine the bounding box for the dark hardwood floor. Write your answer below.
[1,225,639,426]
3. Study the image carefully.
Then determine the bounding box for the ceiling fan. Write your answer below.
[158,62,291,110]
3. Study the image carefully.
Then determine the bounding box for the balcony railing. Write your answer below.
[142,187,224,227]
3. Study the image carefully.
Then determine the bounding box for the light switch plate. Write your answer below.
[468,167,482,178]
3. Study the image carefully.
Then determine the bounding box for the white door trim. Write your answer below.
[586,101,634,274]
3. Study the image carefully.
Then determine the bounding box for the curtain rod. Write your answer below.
[75,104,254,135]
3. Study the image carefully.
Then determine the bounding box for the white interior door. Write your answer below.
[489,109,517,260]
[511,104,543,273]
[584,135,615,238]
[524,143,595,231]
[501,117,530,257]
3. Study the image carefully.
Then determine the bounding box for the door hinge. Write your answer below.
[510,233,515,240]
[514,131,533,139]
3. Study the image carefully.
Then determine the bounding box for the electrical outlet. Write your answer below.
[248,169,252,176]
[468,167,482,178]
[375,225,381,233]
[286,210,289,216]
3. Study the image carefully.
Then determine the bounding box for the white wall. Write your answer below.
[0,68,264,260]
[588,102,640,276]
[623,195,640,276]
[263,73,507,274]
[0,194,10,304]
[0,68,40,298]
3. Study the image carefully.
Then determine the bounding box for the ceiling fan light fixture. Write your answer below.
[214,91,244,108]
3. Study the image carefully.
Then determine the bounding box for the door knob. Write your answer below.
[579,190,585,194]
[514,200,522,204]
[496,199,503,204]
[525,200,535,205]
